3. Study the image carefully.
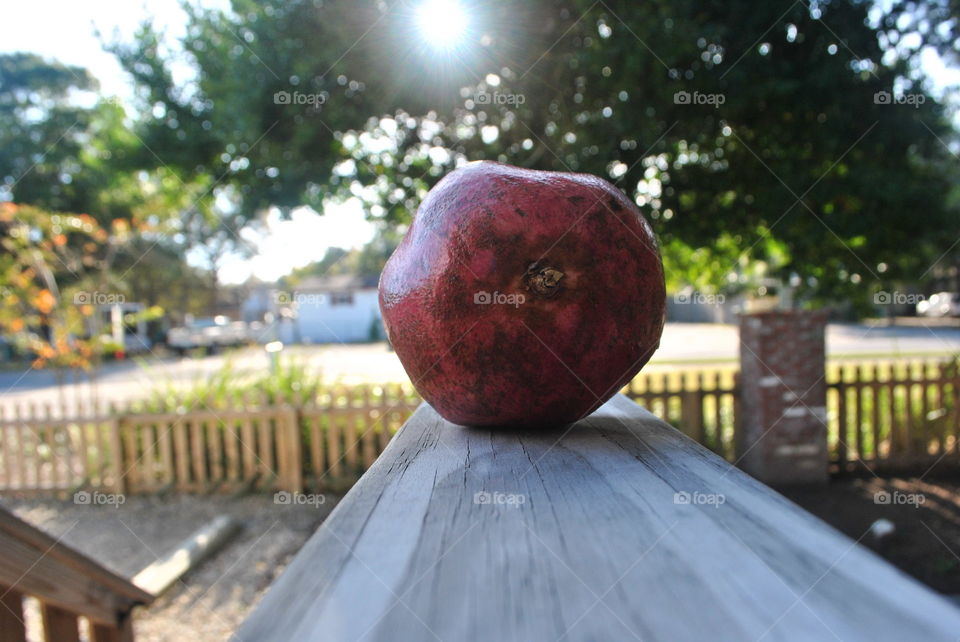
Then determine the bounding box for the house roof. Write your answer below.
[295,274,379,292]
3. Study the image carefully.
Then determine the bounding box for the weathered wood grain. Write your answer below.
[0,505,153,626]
[239,395,960,641]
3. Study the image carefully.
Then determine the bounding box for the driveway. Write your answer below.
[655,322,960,363]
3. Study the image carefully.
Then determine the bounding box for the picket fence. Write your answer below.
[0,359,957,493]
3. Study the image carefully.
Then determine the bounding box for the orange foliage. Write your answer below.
[34,289,56,315]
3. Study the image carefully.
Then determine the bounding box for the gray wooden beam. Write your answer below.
[239,395,960,641]
[0,506,153,625]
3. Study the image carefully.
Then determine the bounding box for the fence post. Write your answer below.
[40,603,80,642]
[836,372,847,467]
[108,417,126,496]
[0,586,26,641]
[0,407,9,490]
[904,363,916,455]
[680,387,703,443]
[953,370,960,453]
[732,371,742,456]
[282,405,303,494]
[936,362,947,455]
[273,405,287,491]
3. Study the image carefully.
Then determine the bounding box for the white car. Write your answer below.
[917,292,960,318]
[167,316,250,354]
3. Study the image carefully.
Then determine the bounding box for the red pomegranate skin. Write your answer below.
[379,161,665,428]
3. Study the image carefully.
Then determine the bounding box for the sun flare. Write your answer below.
[416,0,468,50]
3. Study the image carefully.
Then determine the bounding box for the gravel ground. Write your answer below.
[0,492,339,641]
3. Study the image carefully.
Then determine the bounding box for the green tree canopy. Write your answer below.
[0,53,100,212]
[0,52,234,318]
[111,0,958,307]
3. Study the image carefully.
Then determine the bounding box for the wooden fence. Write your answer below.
[0,359,958,494]
[625,370,740,460]
[0,385,422,494]
[829,360,960,471]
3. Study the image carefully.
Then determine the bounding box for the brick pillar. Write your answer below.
[737,310,828,485]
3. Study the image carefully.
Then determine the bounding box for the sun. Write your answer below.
[416,0,468,50]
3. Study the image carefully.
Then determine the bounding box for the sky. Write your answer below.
[210,202,376,284]
[2,0,214,102]
[4,0,959,283]
[2,0,376,285]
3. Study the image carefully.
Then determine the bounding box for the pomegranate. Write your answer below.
[379,161,665,428]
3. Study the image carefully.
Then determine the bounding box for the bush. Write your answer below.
[142,357,325,411]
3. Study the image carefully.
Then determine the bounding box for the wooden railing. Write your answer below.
[237,395,960,641]
[0,505,153,641]
[2,360,959,494]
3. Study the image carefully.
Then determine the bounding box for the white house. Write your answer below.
[243,275,384,344]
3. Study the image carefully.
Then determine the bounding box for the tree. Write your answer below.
[883,0,960,65]
[0,52,243,320]
[113,0,958,308]
[286,228,401,283]
[0,53,99,212]
[113,237,214,320]
[0,203,120,371]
